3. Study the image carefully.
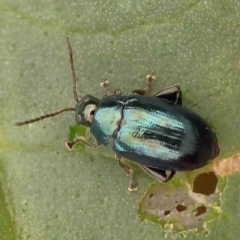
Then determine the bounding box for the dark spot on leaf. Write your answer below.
[164,210,171,216]
[176,204,187,212]
[194,205,207,217]
[193,172,218,196]
[149,193,154,199]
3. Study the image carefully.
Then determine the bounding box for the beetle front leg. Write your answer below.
[115,154,138,191]
[66,136,101,150]
[100,80,122,96]
[128,75,156,96]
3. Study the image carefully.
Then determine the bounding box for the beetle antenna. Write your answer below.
[66,37,79,103]
[15,107,76,126]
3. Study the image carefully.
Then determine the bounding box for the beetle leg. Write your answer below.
[128,89,147,96]
[100,80,111,95]
[100,80,123,96]
[152,85,182,105]
[167,170,176,181]
[115,154,138,191]
[145,74,156,87]
[66,136,101,150]
[113,89,123,95]
[128,75,156,96]
[141,165,176,182]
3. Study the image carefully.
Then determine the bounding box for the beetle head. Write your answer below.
[15,37,99,128]
[75,95,99,127]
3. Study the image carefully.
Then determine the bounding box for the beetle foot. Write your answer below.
[128,182,138,191]
[100,80,122,95]
[146,75,156,86]
[128,176,138,191]
[65,141,74,150]
[100,80,110,88]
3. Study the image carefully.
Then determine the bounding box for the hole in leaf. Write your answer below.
[194,205,207,216]
[176,204,187,212]
[193,172,218,196]
[164,210,171,216]
[149,193,154,199]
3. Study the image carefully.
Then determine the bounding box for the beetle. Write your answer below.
[16,38,220,191]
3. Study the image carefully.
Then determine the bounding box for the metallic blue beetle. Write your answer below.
[16,38,220,191]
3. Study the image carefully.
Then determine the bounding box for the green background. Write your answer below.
[1,0,240,239]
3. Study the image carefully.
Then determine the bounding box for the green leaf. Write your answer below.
[1,0,240,239]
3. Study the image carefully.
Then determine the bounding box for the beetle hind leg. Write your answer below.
[153,85,182,105]
[115,154,138,191]
[141,165,176,182]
